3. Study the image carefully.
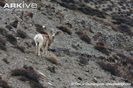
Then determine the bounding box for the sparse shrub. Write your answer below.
[11,65,47,88]
[98,52,133,84]
[110,23,118,31]
[58,1,78,10]
[118,24,133,36]
[0,76,12,88]
[127,57,133,65]
[5,25,12,30]
[65,22,72,28]
[94,42,110,55]
[98,61,118,75]
[0,36,6,51]
[76,30,91,44]
[71,43,81,50]
[78,5,106,18]
[10,20,18,28]
[11,66,40,82]
[47,66,56,73]
[14,45,25,53]
[57,26,72,35]
[48,16,53,20]
[45,52,60,65]
[50,0,57,2]
[112,16,133,27]
[17,30,28,39]
[0,27,8,36]
[93,32,102,41]
[6,34,17,45]
[58,1,107,18]
[2,58,9,64]
[79,56,89,66]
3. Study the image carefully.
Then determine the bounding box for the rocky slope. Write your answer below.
[0,0,133,88]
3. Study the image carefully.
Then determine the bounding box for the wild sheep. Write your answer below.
[34,26,60,56]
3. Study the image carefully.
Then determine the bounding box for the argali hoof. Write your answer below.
[37,54,41,56]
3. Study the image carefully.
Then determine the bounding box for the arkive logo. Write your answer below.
[4,1,37,9]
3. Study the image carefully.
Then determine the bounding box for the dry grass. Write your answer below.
[65,22,72,28]
[78,56,89,66]
[17,30,28,39]
[5,25,12,30]
[0,35,6,51]
[98,61,118,75]
[56,26,72,35]
[98,60,133,82]
[11,66,40,82]
[94,42,110,55]
[112,15,133,27]
[0,76,12,88]
[11,65,47,88]
[45,52,60,65]
[92,16,118,32]
[47,66,56,73]
[0,27,7,36]
[13,45,25,53]
[93,32,102,41]
[6,34,17,45]
[10,20,18,28]
[118,24,133,36]
[2,58,9,64]
[98,53,133,84]
[76,30,91,44]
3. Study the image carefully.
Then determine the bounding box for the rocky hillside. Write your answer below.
[0,0,133,88]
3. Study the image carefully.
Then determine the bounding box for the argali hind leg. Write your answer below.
[38,41,44,56]
[35,45,38,55]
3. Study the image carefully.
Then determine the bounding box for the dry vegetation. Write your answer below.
[56,25,72,35]
[76,29,91,44]
[0,76,12,88]
[0,35,7,51]
[16,30,28,39]
[11,66,48,88]
[45,52,60,65]
[94,42,111,55]
[0,0,133,88]
[98,53,133,84]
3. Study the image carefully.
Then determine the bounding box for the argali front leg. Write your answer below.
[42,43,46,55]
[44,41,49,56]
[35,42,38,55]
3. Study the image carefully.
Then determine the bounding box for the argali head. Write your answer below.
[51,28,61,36]
[50,28,62,43]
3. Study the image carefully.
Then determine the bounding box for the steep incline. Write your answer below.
[0,0,133,88]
